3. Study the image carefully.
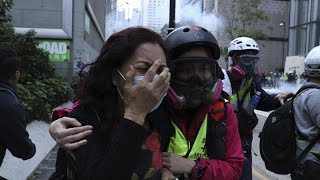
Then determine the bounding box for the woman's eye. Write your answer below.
[135,67,148,73]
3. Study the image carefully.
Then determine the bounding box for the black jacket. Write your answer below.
[62,104,165,180]
[0,80,36,166]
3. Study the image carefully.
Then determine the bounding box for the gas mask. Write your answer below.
[167,57,223,110]
[116,69,166,113]
[230,54,259,80]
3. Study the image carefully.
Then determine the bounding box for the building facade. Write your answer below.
[142,0,169,33]
[216,0,291,73]
[288,0,320,56]
[11,0,108,82]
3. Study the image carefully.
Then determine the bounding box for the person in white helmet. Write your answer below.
[221,37,293,180]
[291,46,320,180]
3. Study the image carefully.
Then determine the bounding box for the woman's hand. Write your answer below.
[49,117,93,150]
[124,59,170,125]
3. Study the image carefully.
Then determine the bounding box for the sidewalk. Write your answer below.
[0,121,56,180]
[28,145,58,180]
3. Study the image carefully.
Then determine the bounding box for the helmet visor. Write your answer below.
[169,57,217,83]
[239,54,259,66]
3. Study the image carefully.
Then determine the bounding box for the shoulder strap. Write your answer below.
[0,87,19,103]
[296,133,320,163]
[210,98,226,121]
[294,84,320,99]
[294,84,320,163]
[206,98,227,159]
[237,80,253,107]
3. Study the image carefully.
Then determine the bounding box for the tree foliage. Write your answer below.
[0,0,71,122]
[221,0,272,40]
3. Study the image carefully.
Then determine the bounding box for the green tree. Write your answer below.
[221,0,273,40]
[0,0,71,122]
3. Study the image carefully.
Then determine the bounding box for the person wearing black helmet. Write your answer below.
[161,25,244,179]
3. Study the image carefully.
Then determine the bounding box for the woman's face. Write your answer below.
[116,42,167,86]
[173,48,213,82]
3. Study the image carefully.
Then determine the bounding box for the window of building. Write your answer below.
[289,0,320,56]
[85,11,90,34]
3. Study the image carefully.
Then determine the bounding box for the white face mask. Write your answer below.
[116,69,166,113]
[133,75,167,112]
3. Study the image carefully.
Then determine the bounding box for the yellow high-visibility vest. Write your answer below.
[167,115,208,160]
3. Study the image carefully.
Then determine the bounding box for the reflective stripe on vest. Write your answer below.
[167,116,208,160]
[229,79,253,111]
[296,139,320,155]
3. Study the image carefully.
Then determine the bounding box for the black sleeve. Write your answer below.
[0,99,36,160]
[254,79,280,111]
[68,106,148,180]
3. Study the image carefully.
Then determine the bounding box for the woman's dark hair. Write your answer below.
[80,27,167,126]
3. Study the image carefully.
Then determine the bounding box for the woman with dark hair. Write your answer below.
[50,25,244,180]
[50,27,171,179]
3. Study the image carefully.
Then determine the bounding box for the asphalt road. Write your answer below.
[252,110,291,180]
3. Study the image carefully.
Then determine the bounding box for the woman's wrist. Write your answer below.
[124,111,146,125]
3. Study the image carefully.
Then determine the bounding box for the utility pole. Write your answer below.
[280,21,286,71]
[168,0,176,34]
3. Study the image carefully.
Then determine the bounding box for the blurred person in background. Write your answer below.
[222,37,293,180]
[292,46,320,180]
[0,48,36,177]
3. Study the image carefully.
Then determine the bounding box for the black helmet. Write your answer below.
[165,25,220,60]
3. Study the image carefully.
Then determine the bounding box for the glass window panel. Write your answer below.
[310,0,318,21]
[308,23,317,52]
[298,0,308,25]
[289,28,297,56]
[298,25,308,55]
[290,0,298,26]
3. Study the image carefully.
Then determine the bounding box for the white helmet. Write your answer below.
[305,46,320,78]
[228,37,259,56]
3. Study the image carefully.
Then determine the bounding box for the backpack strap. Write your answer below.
[206,98,227,159]
[0,87,19,103]
[296,133,320,163]
[236,79,255,108]
[294,84,320,99]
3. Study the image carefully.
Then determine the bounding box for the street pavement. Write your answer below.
[28,110,291,180]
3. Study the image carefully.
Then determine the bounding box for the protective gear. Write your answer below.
[133,75,166,112]
[304,46,320,78]
[167,99,227,160]
[168,57,217,82]
[167,78,223,110]
[228,37,259,56]
[165,25,222,110]
[165,25,220,60]
[171,75,215,109]
[168,116,209,160]
[230,53,259,79]
[229,65,246,81]
[239,54,259,65]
